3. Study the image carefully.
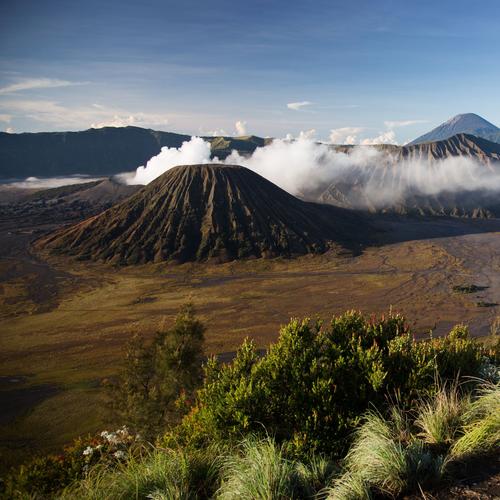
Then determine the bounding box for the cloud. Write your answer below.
[329,121,421,146]
[5,127,14,133]
[90,116,136,128]
[0,78,86,95]
[199,121,248,137]
[123,136,500,214]
[0,99,66,119]
[361,130,397,145]
[90,113,168,129]
[204,128,228,137]
[287,101,312,111]
[235,120,247,136]
[283,129,316,141]
[383,119,428,129]
[298,129,316,140]
[0,99,170,130]
[0,114,11,123]
[329,127,363,144]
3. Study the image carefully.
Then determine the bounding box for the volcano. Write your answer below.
[409,113,500,145]
[38,164,368,264]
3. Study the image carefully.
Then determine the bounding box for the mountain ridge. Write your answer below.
[314,134,500,217]
[0,127,267,179]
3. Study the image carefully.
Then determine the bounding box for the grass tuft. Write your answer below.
[449,382,500,461]
[327,410,444,499]
[217,436,305,499]
[415,381,468,448]
[295,454,338,498]
[61,445,222,500]
[326,471,372,500]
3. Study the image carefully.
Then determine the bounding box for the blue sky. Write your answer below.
[0,0,499,143]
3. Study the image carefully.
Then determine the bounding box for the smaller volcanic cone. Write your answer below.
[38,164,369,264]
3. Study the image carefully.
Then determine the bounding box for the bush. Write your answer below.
[189,312,483,456]
[4,310,497,498]
[107,302,205,439]
[6,383,499,499]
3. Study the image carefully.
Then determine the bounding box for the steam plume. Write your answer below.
[124,136,500,208]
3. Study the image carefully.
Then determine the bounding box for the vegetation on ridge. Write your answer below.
[2,308,499,499]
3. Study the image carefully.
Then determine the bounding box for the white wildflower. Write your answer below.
[117,426,129,437]
[113,450,126,459]
[104,432,119,444]
[82,446,93,456]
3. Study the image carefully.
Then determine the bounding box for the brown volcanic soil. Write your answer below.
[38,164,370,264]
[1,212,500,470]
[405,454,500,499]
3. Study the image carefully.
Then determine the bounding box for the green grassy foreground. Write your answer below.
[2,310,499,499]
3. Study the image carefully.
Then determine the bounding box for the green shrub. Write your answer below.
[107,302,206,439]
[188,312,483,456]
[386,324,483,400]
[5,310,496,498]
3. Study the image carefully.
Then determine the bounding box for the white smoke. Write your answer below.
[352,154,500,208]
[124,136,500,207]
[126,137,213,185]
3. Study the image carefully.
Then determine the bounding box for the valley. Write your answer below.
[2,123,500,475]
[0,205,499,469]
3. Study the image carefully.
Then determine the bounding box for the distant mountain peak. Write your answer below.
[409,113,500,146]
[443,113,497,128]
